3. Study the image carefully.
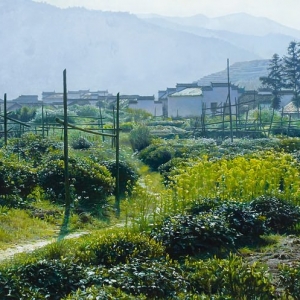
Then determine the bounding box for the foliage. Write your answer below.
[0,160,37,205]
[129,125,152,151]
[71,136,92,150]
[100,160,139,195]
[0,259,87,299]
[6,133,62,166]
[38,155,114,211]
[139,143,175,171]
[250,196,300,233]
[279,263,300,299]
[63,285,141,300]
[120,121,134,132]
[260,53,285,109]
[9,106,37,122]
[277,137,300,152]
[184,254,275,299]
[71,105,99,117]
[75,231,165,266]
[283,41,300,111]
[125,108,152,123]
[151,212,236,258]
[94,258,188,299]
[170,151,300,205]
[0,208,54,247]
[32,107,77,124]
[214,201,266,243]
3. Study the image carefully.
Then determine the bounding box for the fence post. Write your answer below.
[4,93,7,146]
[115,93,120,217]
[63,69,71,224]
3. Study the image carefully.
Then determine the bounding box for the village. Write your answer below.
[0,80,297,119]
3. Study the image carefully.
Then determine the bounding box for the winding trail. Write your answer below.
[0,232,89,262]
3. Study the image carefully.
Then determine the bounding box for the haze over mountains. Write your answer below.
[0,0,299,99]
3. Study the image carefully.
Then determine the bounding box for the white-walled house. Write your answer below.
[160,82,243,118]
[168,88,203,118]
[128,96,162,116]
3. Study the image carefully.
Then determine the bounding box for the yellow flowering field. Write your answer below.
[171,151,300,206]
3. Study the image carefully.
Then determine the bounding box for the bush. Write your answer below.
[129,125,151,151]
[151,213,236,259]
[38,156,114,212]
[79,231,165,266]
[277,137,300,153]
[120,121,134,132]
[139,144,175,171]
[250,196,300,233]
[0,160,37,206]
[7,133,62,166]
[71,136,92,150]
[279,263,300,299]
[101,160,139,195]
[184,255,275,298]
[64,285,141,300]
[95,258,188,299]
[0,259,87,299]
[214,201,266,243]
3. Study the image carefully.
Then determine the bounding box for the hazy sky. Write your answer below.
[34,0,300,30]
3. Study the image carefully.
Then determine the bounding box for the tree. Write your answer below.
[283,41,300,115]
[260,53,284,110]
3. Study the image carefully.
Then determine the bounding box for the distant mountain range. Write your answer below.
[0,0,299,99]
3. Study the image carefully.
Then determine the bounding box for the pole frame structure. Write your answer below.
[115,93,120,217]
[63,69,71,218]
[4,93,7,146]
[227,58,233,142]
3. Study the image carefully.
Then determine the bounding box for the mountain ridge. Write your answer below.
[0,1,298,99]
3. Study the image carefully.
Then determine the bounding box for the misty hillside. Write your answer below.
[0,0,299,99]
[140,14,299,58]
[197,60,269,90]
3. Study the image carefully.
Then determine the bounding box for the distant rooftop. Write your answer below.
[170,87,202,97]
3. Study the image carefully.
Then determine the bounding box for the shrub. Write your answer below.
[184,255,275,298]
[96,258,188,299]
[129,125,151,151]
[38,156,114,211]
[7,133,62,166]
[159,157,191,184]
[0,160,37,206]
[74,105,99,117]
[151,213,236,258]
[120,121,134,132]
[71,136,92,150]
[279,263,300,299]
[139,144,175,171]
[64,285,141,300]
[77,231,165,266]
[214,201,267,243]
[101,160,139,195]
[250,196,300,233]
[277,137,300,153]
[0,259,87,299]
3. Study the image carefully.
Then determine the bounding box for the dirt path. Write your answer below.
[0,232,89,262]
[243,235,300,289]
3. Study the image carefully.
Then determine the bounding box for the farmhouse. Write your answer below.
[158,82,243,118]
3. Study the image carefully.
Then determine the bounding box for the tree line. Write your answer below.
[260,41,300,111]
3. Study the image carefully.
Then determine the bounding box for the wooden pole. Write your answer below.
[63,69,71,223]
[115,93,120,217]
[4,93,7,146]
[42,102,45,138]
[227,59,233,142]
